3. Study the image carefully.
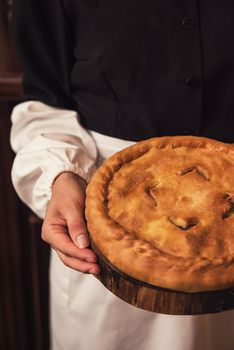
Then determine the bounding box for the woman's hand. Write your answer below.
[41,172,100,274]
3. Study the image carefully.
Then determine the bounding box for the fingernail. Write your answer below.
[89,268,98,274]
[76,234,89,248]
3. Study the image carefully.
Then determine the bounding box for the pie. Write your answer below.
[85,136,234,292]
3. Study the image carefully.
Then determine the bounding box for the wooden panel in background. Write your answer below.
[0,102,50,350]
[0,102,29,350]
[0,1,50,349]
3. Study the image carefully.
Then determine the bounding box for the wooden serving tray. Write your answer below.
[90,238,234,315]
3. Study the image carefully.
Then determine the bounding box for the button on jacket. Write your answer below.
[11,1,234,350]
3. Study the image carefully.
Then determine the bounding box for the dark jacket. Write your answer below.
[13,0,234,142]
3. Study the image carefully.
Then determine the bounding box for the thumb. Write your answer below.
[67,206,90,249]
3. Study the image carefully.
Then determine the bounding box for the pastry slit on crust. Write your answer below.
[178,165,210,181]
[85,136,234,292]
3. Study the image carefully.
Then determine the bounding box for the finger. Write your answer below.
[66,203,90,249]
[42,223,97,262]
[56,250,101,274]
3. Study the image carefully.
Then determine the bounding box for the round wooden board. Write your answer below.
[90,238,234,315]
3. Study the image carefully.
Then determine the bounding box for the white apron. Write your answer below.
[50,249,234,350]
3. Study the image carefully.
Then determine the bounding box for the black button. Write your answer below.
[182,129,192,135]
[182,17,196,30]
[182,129,199,136]
[185,77,200,89]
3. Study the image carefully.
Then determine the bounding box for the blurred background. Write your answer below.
[0,1,50,349]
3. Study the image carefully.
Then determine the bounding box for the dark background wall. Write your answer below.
[0,1,50,349]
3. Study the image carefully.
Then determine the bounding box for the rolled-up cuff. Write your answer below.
[32,162,93,218]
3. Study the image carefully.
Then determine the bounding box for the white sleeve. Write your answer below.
[10,101,98,219]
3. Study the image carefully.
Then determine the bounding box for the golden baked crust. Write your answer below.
[85,136,234,292]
